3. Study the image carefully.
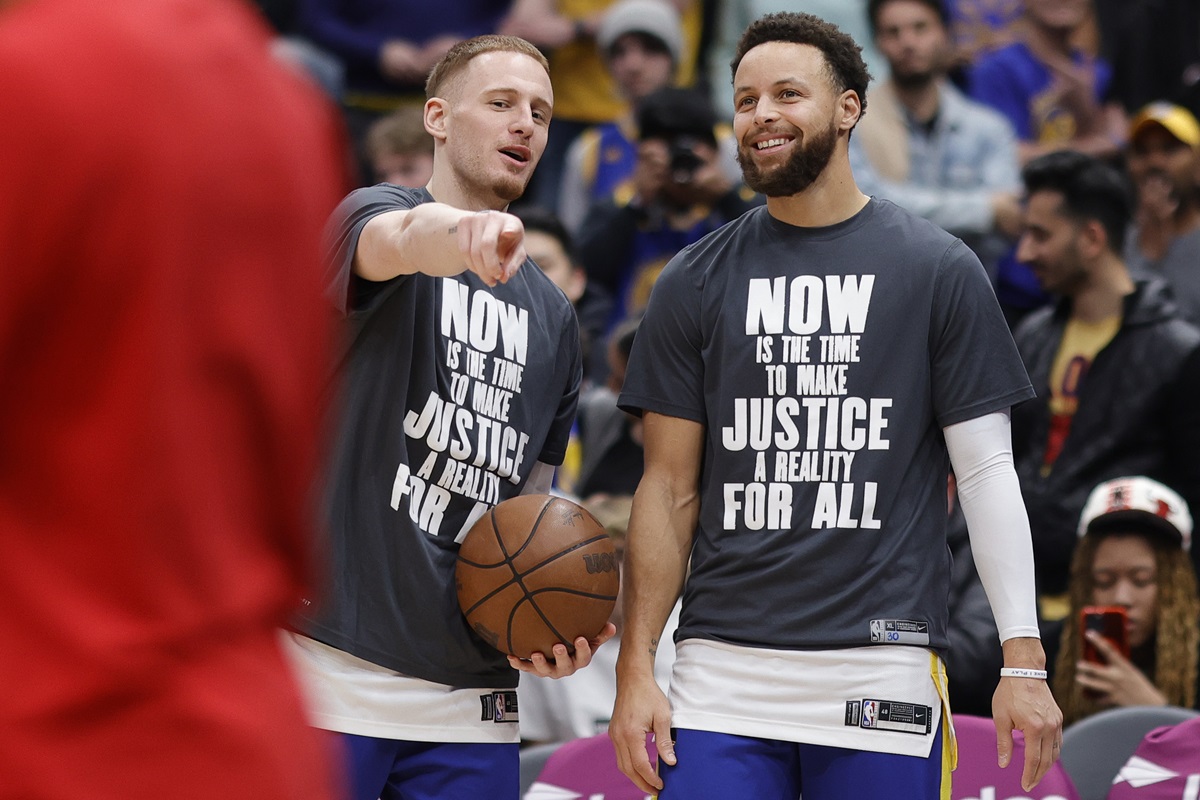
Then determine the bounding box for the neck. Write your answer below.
[425,157,510,212]
[890,76,942,125]
[1069,253,1135,323]
[1174,201,1200,236]
[764,151,870,228]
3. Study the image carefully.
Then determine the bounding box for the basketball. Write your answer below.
[456,494,619,659]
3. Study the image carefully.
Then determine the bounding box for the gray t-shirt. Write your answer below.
[299,185,582,688]
[1128,226,1200,326]
[620,199,1032,654]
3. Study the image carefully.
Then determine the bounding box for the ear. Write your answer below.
[837,90,862,133]
[565,265,587,304]
[424,97,449,143]
[1078,218,1109,258]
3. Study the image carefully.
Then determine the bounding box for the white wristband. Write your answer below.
[1000,667,1048,680]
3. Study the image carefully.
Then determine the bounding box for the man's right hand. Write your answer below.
[610,674,675,794]
[379,40,424,84]
[454,210,527,287]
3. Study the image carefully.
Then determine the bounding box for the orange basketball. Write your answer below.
[455,494,619,659]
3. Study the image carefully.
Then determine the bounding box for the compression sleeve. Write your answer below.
[943,411,1041,642]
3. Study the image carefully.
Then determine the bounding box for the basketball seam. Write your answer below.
[468,498,614,656]
[459,502,557,616]
[519,531,612,651]
[526,587,619,601]
[493,497,560,654]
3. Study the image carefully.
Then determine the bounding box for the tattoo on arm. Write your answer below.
[448,225,458,234]
[649,636,659,659]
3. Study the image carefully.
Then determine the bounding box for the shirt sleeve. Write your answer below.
[618,251,707,424]
[928,240,1035,427]
[323,184,421,315]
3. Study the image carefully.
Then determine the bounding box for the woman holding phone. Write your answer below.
[1050,476,1200,725]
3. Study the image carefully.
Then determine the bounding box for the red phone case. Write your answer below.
[1081,605,1130,663]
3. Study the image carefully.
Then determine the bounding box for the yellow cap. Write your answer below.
[1130,102,1200,148]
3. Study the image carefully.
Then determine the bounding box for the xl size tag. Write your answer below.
[845,698,932,735]
[869,618,929,645]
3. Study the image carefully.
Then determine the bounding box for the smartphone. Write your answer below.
[1081,605,1130,664]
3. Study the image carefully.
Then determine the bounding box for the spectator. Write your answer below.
[968,0,1127,166]
[1091,0,1200,116]
[944,0,1025,72]
[1010,150,1200,611]
[1049,477,1199,727]
[851,0,1023,285]
[571,317,645,499]
[0,0,347,797]
[945,0,1100,83]
[364,106,434,187]
[500,0,701,212]
[515,205,613,386]
[518,494,678,744]
[1124,103,1200,325]
[577,86,761,327]
[558,0,741,234]
[297,0,506,182]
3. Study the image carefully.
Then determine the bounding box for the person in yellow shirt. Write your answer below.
[1009,150,1200,616]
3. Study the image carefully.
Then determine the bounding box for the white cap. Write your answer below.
[1078,476,1192,552]
[596,0,683,65]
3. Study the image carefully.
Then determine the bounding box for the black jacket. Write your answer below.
[1011,279,1200,595]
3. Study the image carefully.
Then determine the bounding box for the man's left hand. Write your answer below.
[993,673,1063,791]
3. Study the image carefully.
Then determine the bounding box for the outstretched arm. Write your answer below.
[356,205,528,287]
[944,411,1063,791]
[611,412,703,795]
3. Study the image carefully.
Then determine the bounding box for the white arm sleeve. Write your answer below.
[943,411,1041,642]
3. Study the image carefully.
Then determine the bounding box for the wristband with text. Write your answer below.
[1000,667,1048,680]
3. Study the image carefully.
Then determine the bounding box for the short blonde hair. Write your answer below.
[425,35,549,100]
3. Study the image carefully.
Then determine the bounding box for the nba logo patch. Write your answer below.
[480,690,519,724]
[862,700,879,728]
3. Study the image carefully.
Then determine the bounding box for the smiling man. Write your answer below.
[608,11,1061,800]
[283,35,614,800]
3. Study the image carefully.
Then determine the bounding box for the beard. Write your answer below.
[890,65,936,91]
[737,119,839,197]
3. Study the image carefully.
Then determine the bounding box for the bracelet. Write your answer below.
[1000,667,1048,680]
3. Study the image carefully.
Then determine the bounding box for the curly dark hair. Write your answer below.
[730,12,871,117]
[1054,531,1199,726]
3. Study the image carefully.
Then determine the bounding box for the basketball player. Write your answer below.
[609,12,1062,799]
[284,35,615,800]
